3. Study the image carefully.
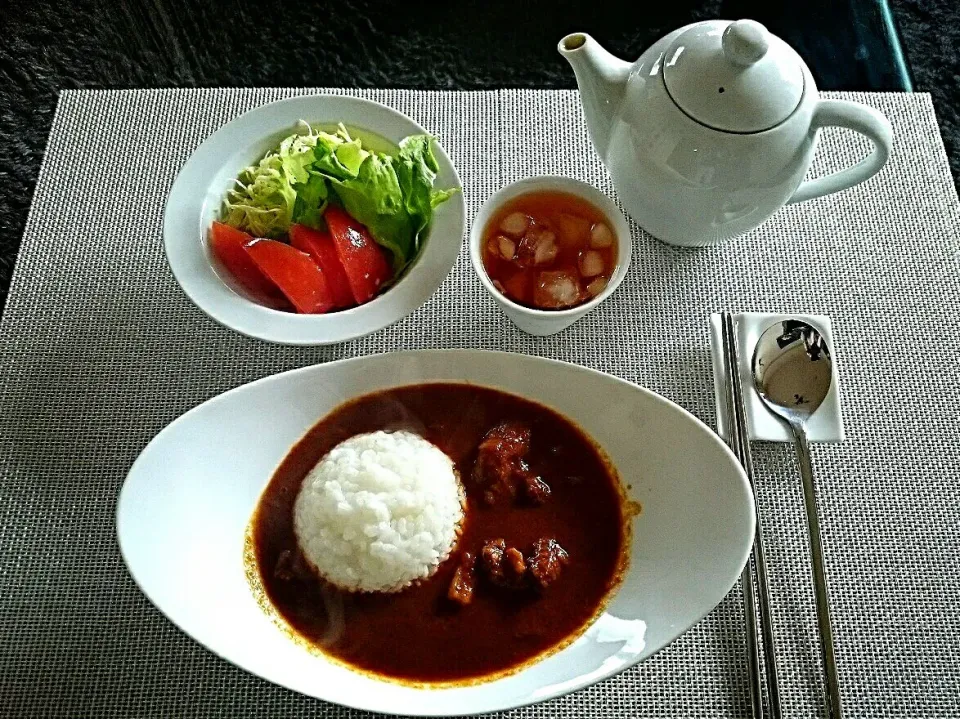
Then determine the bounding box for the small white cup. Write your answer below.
[470,175,632,336]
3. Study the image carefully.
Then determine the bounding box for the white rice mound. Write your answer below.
[293,430,464,593]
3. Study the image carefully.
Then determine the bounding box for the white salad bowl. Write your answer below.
[470,176,632,336]
[163,95,465,345]
[117,350,755,716]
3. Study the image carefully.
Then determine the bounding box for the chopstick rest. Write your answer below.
[710,312,845,443]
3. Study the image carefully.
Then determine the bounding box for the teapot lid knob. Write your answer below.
[722,20,769,66]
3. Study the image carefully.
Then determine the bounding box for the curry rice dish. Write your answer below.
[249,383,629,683]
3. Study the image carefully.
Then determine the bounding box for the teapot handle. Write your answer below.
[787,100,893,205]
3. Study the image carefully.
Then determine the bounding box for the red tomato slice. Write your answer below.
[243,239,334,314]
[324,206,393,304]
[209,222,288,309]
[289,224,355,309]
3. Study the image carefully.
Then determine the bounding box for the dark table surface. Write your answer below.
[2,0,956,317]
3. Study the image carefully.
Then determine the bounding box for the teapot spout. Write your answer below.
[558,33,631,160]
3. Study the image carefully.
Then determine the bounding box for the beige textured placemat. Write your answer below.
[1,88,959,718]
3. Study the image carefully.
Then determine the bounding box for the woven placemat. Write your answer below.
[1,88,959,718]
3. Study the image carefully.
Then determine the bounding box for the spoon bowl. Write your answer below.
[752,320,833,427]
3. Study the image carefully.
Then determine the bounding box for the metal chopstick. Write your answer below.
[721,312,782,719]
[721,315,763,719]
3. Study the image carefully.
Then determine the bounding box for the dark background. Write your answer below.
[1,1,957,314]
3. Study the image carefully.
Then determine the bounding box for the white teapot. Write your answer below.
[559,20,893,246]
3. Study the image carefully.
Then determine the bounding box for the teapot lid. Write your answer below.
[662,20,805,133]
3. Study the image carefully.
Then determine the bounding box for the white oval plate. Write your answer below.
[117,350,754,715]
[163,95,465,345]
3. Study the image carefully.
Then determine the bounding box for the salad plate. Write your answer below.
[164,95,465,345]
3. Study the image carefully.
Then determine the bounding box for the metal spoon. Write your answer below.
[752,319,842,719]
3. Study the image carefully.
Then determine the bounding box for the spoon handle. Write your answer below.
[791,424,843,719]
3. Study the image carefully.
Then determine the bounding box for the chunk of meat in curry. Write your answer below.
[447,551,477,606]
[471,537,569,592]
[473,422,529,504]
[528,538,570,589]
[473,422,551,505]
[521,472,552,505]
[480,538,529,588]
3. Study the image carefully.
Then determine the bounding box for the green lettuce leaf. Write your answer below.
[312,129,367,181]
[388,134,459,258]
[291,173,329,228]
[221,121,458,269]
[430,187,459,208]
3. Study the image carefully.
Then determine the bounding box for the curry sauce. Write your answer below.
[250,383,626,683]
